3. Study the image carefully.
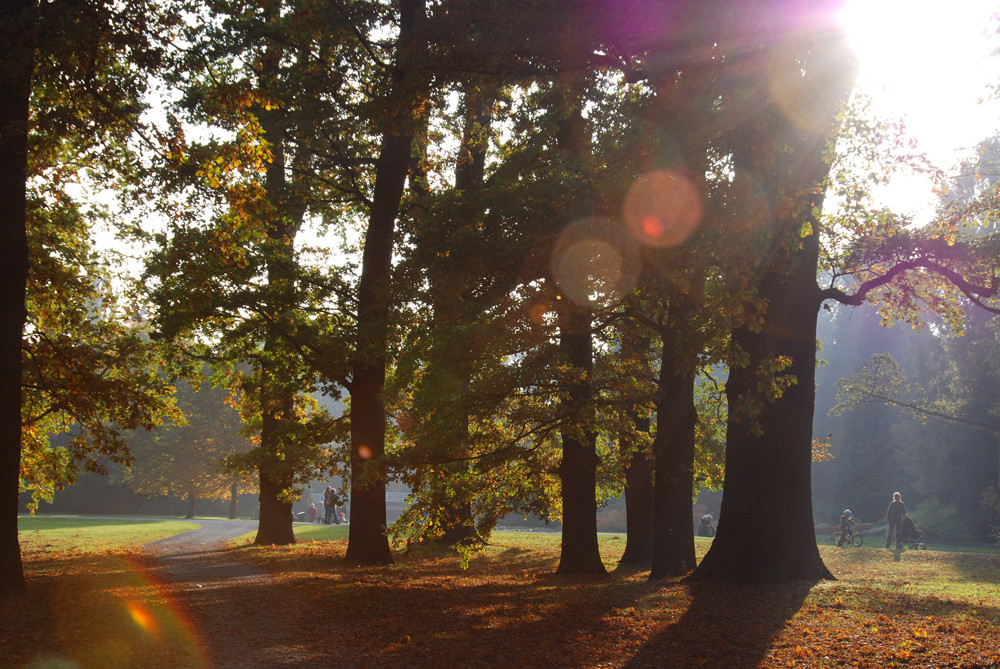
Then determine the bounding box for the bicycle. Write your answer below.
[832,527,863,547]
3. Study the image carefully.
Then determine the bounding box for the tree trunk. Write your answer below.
[556,303,607,575]
[689,249,829,582]
[346,0,426,565]
[421,84,491,547]
[0,0,33,596]
[650,289,702,579]
[550,70,605,576]
[686,25,853,583]
[184,491,197,519]
[229,480,238,519]
[255,464,295,545]
[618,326,654,566]
[619,408,654,565]
[253,356,297,545]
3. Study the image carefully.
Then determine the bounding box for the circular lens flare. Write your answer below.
[551,217,640,308]
[623,169,703,247]
[528,300,550,324]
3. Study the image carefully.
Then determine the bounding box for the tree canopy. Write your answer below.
[5,0,1000,595]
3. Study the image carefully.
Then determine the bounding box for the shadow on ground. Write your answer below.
[623,580,813,668]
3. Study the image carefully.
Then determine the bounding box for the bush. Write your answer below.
[910,499,978,544]
[596,507,626,533]
[981,487,1000,547]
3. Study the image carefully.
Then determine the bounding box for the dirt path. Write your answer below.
[138,519,337,668]
[142,519,266,589]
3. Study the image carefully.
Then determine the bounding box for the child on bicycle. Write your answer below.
[839,509,857,539]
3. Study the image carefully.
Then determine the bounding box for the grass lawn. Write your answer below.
[5,524,1000,668]
[17,516,199,553]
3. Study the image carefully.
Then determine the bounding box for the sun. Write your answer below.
[835,0,1000,219]
[837,0,1000,156]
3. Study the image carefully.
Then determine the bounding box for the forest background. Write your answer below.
[6,0,1000,595]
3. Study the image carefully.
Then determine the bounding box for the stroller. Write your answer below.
[899,518,926,550]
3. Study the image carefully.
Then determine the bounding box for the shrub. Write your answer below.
[911,499,978,543]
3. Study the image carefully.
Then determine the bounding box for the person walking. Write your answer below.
[885,491,907,550]
[323,486,335,524]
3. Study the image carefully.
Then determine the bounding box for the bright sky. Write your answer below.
[838,0,1000,219]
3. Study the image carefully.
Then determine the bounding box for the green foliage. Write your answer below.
[125,367,254,503]
[911,499,978,544]
[981,487,1000,547]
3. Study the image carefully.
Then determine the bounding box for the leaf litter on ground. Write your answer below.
[4,531,1000,668]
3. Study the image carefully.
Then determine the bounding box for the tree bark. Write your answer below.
[552,78,605,576]
[255,459,296,545]
[0,0,34,596]
[618,327,654,565]
[229,480,239,519]
[650,289,702,579]
[184,491,197,519]
[619,408,654,565]
[345,0,426,565]
[689,242,830,582]
[686,25,854,583]
[250,33,300,547]
[556,303,607,575]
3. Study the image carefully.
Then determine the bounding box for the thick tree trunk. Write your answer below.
[0,0,33,596]
[254,378,296,544]
[345,0,426,565]
[251,20,300,548]
[255,465,295,545]
[618,326,654,566]
[650,291,702,578]
[619,408,654,565]
[689,250,829,582]
[556,304,606,575]
[686,24,853,583]
[551,72,605,576]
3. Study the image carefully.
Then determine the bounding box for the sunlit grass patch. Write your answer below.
[18,516,197,553]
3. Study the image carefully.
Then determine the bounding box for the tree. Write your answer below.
[1,0,175,595]
[0,0,35,595]
[126,368,253,518]
[141,0,362,545]
[689,10,857,583]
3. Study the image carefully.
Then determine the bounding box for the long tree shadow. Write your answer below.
[623,580,814,668]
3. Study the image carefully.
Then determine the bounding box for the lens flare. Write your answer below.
[36,555,211,668]
[725,169,772,237]
[551,217,640,308]
[126,601,159,637]
[768,36,851,137]
[357,445,373,460]
[623,169,702,247]
[528,300,550,324]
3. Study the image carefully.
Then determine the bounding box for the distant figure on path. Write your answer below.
[307,503,319,523]
[697,514,716,537]
[323,486,335,524]
[885,491,907,550]
[330,487,343,524]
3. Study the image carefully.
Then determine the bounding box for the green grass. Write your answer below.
[17,516,197,552]
[291,522,350,541]
[816,533,1000,554]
